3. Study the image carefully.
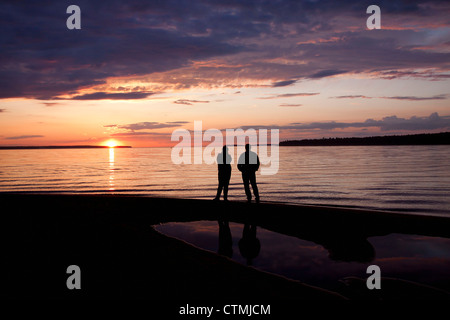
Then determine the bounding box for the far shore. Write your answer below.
[280,132,450,146]
[0,145,132,150]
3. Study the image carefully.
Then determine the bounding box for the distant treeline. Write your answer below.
[0,145,132,150]
[280,132,450,146]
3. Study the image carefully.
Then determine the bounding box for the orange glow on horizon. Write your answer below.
[103,139,120,148]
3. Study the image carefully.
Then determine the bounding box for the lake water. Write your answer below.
[0,145,449,216]
[155,220,450,295]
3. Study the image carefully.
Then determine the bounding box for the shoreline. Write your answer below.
[4,192,449,236]
[1,193,449,300]
[2,191,449,218]
[0,145,132,150]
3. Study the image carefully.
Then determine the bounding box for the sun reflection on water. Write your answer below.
[109,147,115,191]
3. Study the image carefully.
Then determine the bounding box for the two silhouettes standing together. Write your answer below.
[214,144,260,203]
[218,218,261,266]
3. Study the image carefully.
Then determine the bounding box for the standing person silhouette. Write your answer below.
[237,144,260,203]
[218,219,233,258]
[238,223,260,266]
[214,145,232,201]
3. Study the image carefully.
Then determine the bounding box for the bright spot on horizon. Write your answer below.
[103,139,120,148]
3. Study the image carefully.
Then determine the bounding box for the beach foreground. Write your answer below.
[1,193,449,301]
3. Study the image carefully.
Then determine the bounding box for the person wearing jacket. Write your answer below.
[237,144,260,203]
[214,145,232,201]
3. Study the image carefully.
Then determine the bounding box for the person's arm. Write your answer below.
[237,154,244,171]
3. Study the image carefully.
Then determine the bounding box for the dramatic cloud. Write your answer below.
[71,92,156,100]
[381,94,448,101]
[0,2,242,99]
[6,135,44,140]
[239,113,450,132]
[258,93,319,99]
[1,1,449,99]
[0,108,5,112]
[173,99,210,105]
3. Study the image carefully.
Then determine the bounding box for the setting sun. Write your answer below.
[103,139,120,148]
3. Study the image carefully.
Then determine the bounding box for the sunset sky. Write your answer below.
[0,0,449,147]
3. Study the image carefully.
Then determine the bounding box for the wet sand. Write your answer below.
[1,193,449,300]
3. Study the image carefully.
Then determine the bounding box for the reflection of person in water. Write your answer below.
[238,223,260,266]
[214,146,232,201]
[237,144,260,203]
[218,219,233,258]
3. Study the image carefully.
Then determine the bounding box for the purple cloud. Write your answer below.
[6,135,44,140]
[71,92,156,100]
[308,69,347,79]
[111,132,171,137]
[0,1,449,100]
[104,121,190,144]
[238,113,450,132]
[0,1,243,100]
[258,93,319,99]
[332,95,372,99]
[272,80,297,87]
[381,94,448,101]
[105,122,184,131]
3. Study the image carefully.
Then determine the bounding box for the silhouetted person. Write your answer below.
[238,223,260,266]
[237,144,260,203]
[218,219,233,258]
[214,146,232,201]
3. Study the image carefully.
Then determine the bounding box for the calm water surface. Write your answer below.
[0,146,449,216]
[155,221,450,293]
